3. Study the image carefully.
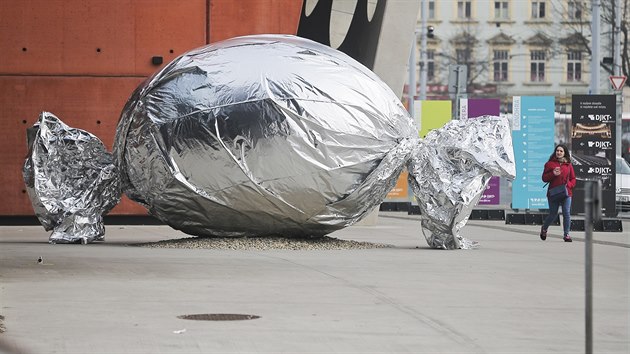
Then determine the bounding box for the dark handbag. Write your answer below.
[548,184,569,202]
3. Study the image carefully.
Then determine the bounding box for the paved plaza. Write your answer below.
[0,212,628,354]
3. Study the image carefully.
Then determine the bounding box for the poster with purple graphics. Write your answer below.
[460,98,501,205]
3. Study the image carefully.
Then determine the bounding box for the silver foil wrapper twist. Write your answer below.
[407,116,516,249]
[23,112,121,244]
[113,34,417,237]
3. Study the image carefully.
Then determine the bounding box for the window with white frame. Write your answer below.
[427,49,435,81]
[567,1,583,20]
[493,50,509,82]
[530,50,546,82]
[567,51,582,82]
[428,1,436,19]
[531,1,546,19]
[457,1,472,19]
[494,1,509,20]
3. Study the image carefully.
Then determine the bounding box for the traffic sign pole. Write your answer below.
[609,75,626,157]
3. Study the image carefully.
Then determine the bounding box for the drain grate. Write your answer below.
[177,313,260,321]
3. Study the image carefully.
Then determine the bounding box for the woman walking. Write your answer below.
[540,144,577,242]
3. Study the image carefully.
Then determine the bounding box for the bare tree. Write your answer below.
[601,0,630,78]
[550,0,629,86]
[431,22,491,91]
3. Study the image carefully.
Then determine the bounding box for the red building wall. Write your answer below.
[0,0,302,215]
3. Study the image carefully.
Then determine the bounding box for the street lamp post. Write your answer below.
[614,0,623,157]
[407,0,429,117]
[419,0,428,101]
[408,32,417,116]
[590,0,601,94]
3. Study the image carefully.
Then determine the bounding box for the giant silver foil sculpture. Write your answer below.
[23,112,120,244]
[114,34,417,237]
[407,116,516,249]
[23,36,516,248]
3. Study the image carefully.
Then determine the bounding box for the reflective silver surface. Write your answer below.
[23,37,517,249]
[23,112,120,243]
[114,34,417,237]
[407,116,516,249]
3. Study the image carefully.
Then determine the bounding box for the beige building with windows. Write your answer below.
[411,0,627,113]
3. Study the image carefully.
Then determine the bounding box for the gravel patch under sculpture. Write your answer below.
[134,236,393,251]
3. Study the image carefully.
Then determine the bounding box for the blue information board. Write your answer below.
[511,96,555,209]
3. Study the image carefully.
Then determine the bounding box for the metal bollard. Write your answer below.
[584,180,601,354]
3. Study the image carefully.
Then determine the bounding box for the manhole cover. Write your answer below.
[177,314,260,321]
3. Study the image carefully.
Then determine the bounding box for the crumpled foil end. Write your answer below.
[408,115,516,249]
[22,112,121,243]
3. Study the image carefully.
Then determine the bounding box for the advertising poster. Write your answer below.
[571,95,616,216]
[460,98,501,205]
[417,100,452,138]
[385,170,409,200]
[511,96,555,209]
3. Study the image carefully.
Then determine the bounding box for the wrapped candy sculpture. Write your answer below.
[23,35,516,248]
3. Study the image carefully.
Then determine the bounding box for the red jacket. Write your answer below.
[542,158,577,197]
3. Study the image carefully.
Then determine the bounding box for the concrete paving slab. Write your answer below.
[0,213,628,353]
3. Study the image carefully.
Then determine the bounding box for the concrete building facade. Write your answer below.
[409,0,629,114]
